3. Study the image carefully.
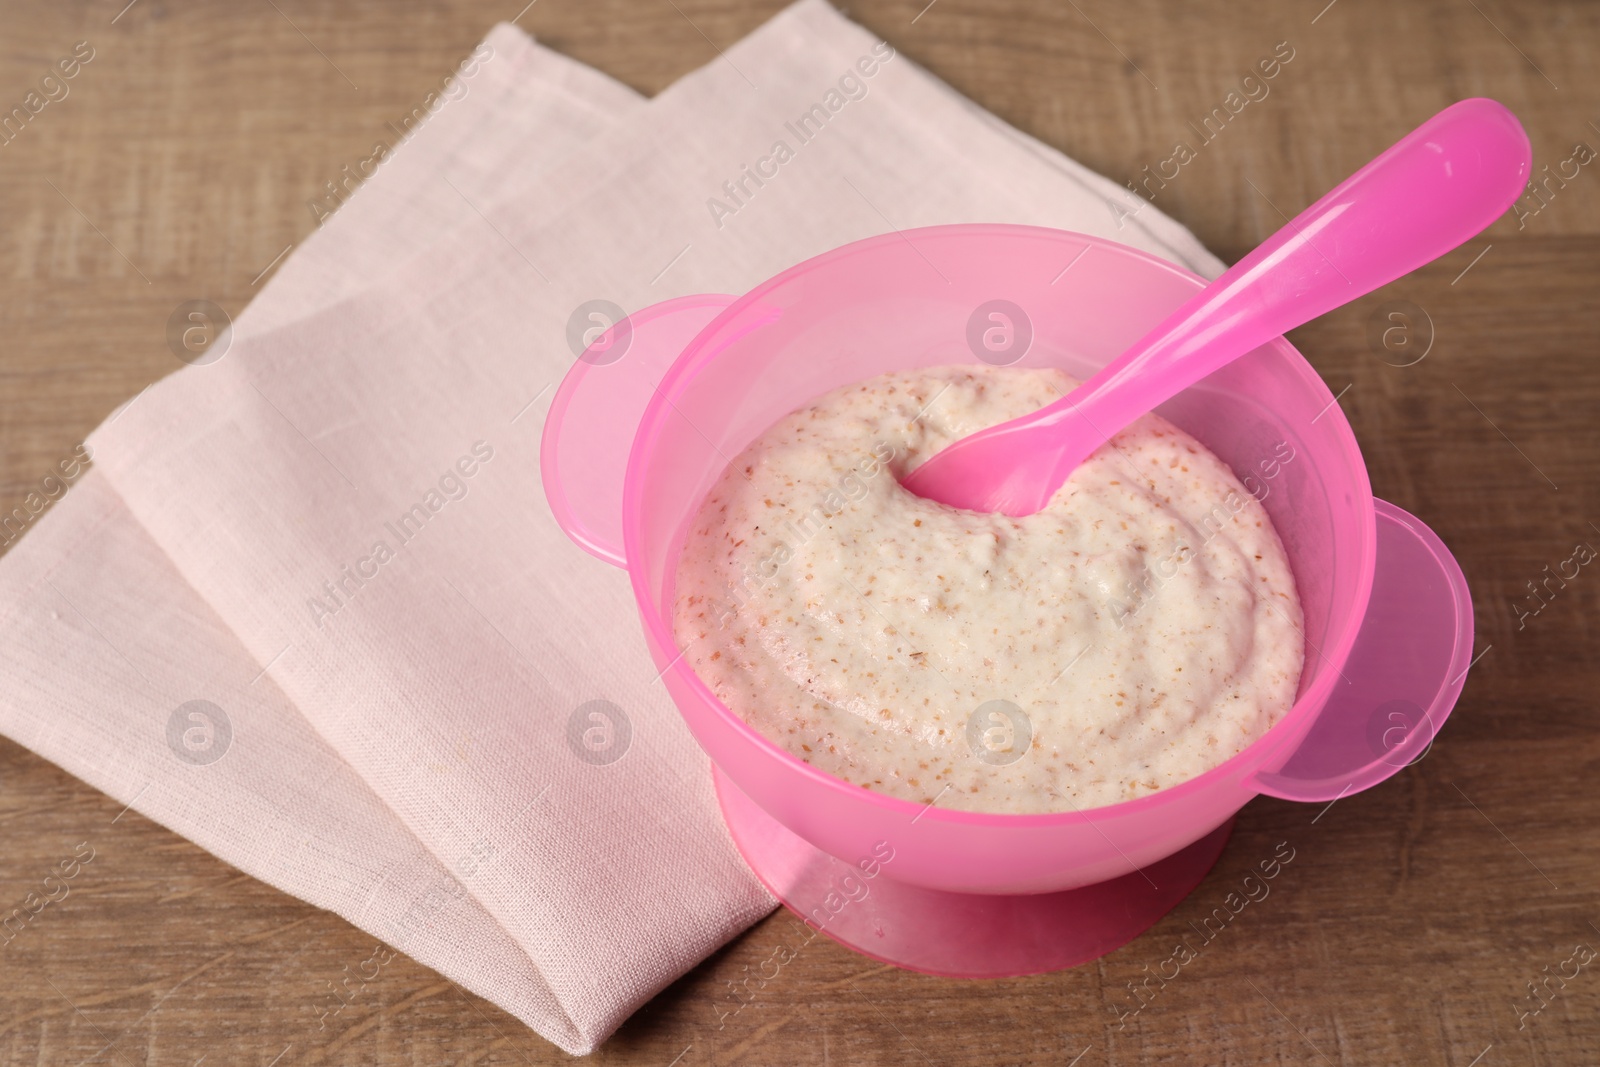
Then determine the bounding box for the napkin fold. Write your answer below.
[247,22,645,336]
[1,24,657,1053]
[0,1,1224,1053]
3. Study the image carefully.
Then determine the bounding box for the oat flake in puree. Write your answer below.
[672,364,1304,814]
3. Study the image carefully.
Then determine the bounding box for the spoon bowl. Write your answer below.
[541,223,1475,978]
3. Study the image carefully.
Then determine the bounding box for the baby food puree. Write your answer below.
[673,365,1304,814]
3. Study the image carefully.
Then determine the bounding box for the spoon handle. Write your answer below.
[1048,97,1530,468]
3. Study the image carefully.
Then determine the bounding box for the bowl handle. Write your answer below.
[540,294,737,567]
[1249,499,1478,803]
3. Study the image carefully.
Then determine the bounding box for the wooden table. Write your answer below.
[2,1,1596,1063]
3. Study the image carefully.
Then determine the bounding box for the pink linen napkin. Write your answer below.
[0,1,1223,1053]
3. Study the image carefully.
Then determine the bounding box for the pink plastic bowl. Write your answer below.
[543,225,1474,966]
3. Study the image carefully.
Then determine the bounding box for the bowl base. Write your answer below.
[713,766,1234,979]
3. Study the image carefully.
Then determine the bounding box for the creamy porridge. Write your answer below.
[672,364,1304,814]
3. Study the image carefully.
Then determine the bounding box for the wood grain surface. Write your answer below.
[2,1,1598,1064]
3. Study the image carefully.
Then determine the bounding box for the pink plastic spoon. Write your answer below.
[902,97,1531,516]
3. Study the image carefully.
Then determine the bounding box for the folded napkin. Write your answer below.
[0,0,1223,1053]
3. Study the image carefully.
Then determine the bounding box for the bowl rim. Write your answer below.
[623,222,1378,827]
